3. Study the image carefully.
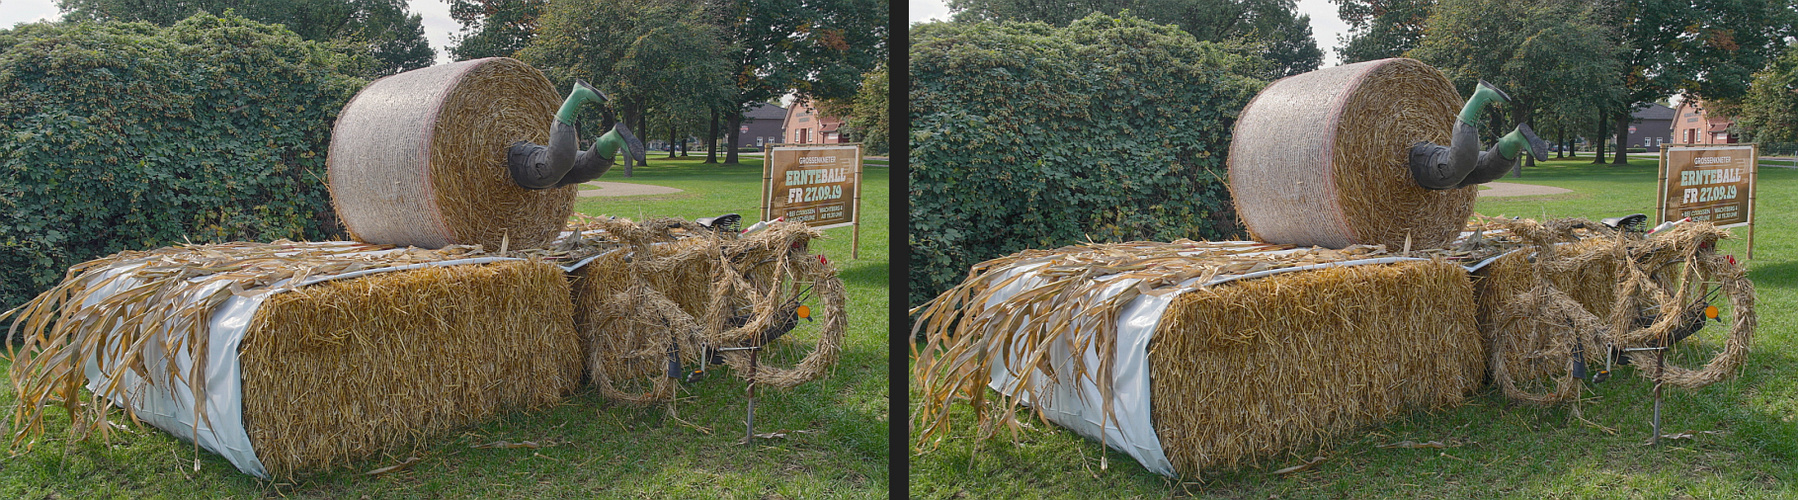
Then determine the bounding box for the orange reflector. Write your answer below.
[1705,305,1719,319]
[796,304,812,319]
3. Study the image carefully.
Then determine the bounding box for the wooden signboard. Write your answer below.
[1657,144,1757,257]
[762,144,863,257]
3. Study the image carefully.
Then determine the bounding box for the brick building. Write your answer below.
[782,99,849,145]
[1671,100,1738,145]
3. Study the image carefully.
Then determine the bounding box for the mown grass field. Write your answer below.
[0,155,890,498]
[910,154,1798,498]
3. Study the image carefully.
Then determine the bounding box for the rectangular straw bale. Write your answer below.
[1147,260,1483,476]
[239,260,580,476]
[1469,238,1621,381]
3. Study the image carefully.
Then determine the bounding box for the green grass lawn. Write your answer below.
[911,153,1798,498]
[0,156,890,498]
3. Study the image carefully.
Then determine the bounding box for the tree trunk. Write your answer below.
[637,109,648,160]
[705,107,719,164]
[667,114,677,159]
[622,100,643,177]
[1512,105,1532,177]
[726,110,742,165]
[1556,127,1565,159]
[1592,109,1607,164]
[1613,111,1630,164]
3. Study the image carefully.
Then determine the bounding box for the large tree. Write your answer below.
[846,64,889,155]
[444,0,545,60]
[1331,0,1432,63]
[517,0,732,176]
[708,0,887,164]
[947,0,1320,78]
[58,0,434,77]
[1602,0,1795,163]
[1733,42,1798,144]
[1408,0,1622,173]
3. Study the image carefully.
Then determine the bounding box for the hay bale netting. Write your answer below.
[1149,260,1485,475]
[4,242,582,478]
[912,241,1485,477]
[328,57,569,250]
[1228,57,1473,249]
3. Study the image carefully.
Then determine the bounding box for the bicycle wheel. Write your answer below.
[708,224,846,389]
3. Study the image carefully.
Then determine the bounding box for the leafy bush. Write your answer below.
[908,14,1266,304]
[0,15,366,311]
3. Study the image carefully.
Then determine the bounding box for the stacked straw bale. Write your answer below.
[1228,57,1473,250]
[328,57,569,250]
[241,260,581,475]
[1148,259,1484,475]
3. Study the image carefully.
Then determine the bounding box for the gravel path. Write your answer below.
[576,182,683,197]
[1481,182,1571,197]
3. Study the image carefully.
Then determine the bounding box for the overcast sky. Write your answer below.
[0,0,463,65]
[910,0,1351,66]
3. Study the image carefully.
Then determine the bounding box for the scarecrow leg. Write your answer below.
[1455,123,1549,188]
[1409,80,1545,190]
[555,122,644,188]
[507,80,609,189]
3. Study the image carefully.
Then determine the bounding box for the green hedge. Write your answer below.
[0,15,366,311]
[907,15,1266,305]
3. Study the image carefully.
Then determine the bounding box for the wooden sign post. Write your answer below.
[1657,144,1757,258]
[762,144,864,258]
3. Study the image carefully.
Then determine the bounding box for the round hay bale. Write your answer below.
[327,57,569,249]
[1227,57,1472,250]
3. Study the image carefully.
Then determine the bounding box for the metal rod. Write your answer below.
[746,348,759,443]
[1748,146,1758,260]
[714,346,761,352]
[1652,348,1665,446]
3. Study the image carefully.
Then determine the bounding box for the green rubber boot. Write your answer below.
[1494,123,1548,161]
[588,126,631,161]
[555,122,647,187]
[1457,80,1511,125]
[556,79,605,124]
[508,80,614,189]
